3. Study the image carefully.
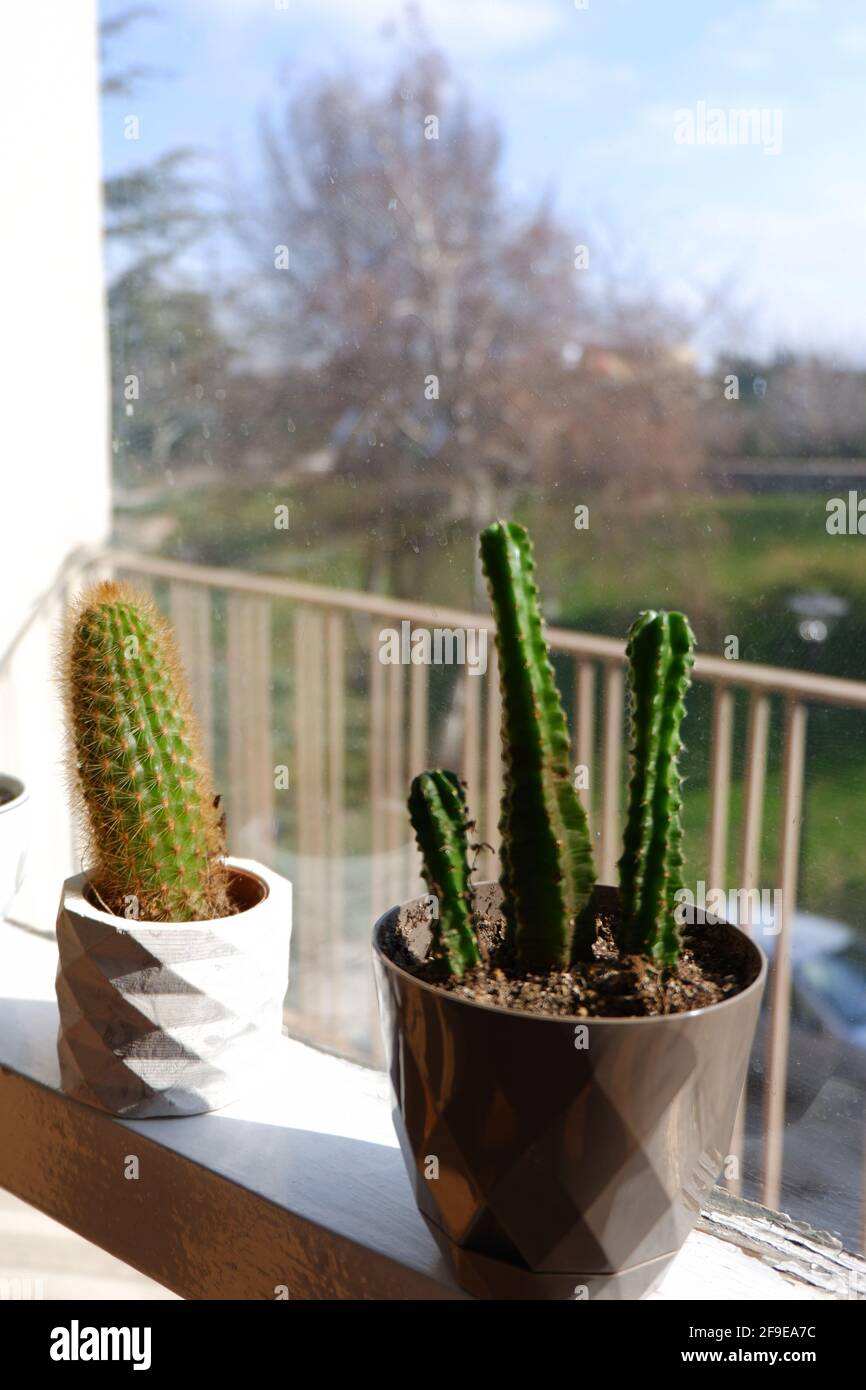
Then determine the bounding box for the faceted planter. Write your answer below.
[373,883,766,1301]
[56,857,291,1119]
[0,774,29,915]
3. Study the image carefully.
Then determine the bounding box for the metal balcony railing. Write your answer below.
[2,545,866,1243]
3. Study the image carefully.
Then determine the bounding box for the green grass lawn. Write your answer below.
[681,762,866,930]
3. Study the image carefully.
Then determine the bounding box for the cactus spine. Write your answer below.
[63,581,231,922]
[617,610,695,967]
[480,520,596,971]
[408,770,480,975]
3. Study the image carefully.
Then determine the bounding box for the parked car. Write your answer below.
[751,911,866,1115]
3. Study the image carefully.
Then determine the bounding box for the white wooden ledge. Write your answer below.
[0,920,862,1301]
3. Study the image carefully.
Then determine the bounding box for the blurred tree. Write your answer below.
[108,270,231,485]
[102,10,232,488]
[705,353,866,462]
[104,16,707,580]
[236,39,600,594]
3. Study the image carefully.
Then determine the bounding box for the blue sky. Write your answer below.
[101,0,866,363]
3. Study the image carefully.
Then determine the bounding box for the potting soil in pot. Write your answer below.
[382,895,754,1019]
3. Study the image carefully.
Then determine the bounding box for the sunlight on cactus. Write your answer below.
[405,523,699,979]
[480,520,596,971]
[408,770,479,976]
[61,580,231,922]
[617,609,695,967]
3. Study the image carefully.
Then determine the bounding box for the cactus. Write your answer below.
[408,770,480,975]
[62,580,231,922]
[479,520,596,971]
[402,527,698,983]
[617,609,695,967]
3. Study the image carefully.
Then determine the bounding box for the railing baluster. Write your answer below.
[728,691,771,1195]
[309,611,327,1025]
[326,610,345,1048]
[293,607,328,1030]
[600,664,624,885]
[462,667,482,831]
[708,686,735,892]
[409,652,428,773]
[169,581,214,761]
[369,623,385,894]
[763,699,807,1210]
[227,593,274,864]
[292,608,308,1018]
[740,694,772,909]
[408,656,428,899]
[483,646,502,883]
[385,658,404,913]
[292,607,317,1018]
[368,623,386,1063]
[575,658,595,829]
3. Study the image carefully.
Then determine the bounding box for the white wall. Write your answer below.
[0,2,109,926]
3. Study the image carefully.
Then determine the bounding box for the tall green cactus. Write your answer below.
[402,526,700,983]
[62,581,231,922]
[617,609,695,966]
[480,521,596,971]
[408,770,480,975]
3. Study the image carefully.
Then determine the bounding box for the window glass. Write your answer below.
[100,0,866,1251]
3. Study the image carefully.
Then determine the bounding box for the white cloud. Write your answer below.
[503,48,595,105]
[721,47,771,75]
[835,24,866,57]
[766,0,820,15]
[190,0,564,52]
[664,185,866,359]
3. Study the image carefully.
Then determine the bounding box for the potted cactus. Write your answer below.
[0,772,29,915]
[373,521,766,1300]
[54,581,291,1118]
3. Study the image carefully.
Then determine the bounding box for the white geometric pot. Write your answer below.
[55,857,292,1118]
[0,774,29,916]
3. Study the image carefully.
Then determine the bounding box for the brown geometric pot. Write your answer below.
[373,883,766,1300]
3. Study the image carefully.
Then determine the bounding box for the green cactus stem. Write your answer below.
[408,770,480,975]
[62,580,231,922]
[617,609,695,967]
[480,520,596,971]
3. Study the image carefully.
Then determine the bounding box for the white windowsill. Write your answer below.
[0,920,860,1301]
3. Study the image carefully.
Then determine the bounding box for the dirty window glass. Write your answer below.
[101,1,866,1253]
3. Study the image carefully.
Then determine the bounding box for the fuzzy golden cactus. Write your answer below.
[61,580,231,922]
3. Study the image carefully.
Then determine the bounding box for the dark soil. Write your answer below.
[382,894,756,1020]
